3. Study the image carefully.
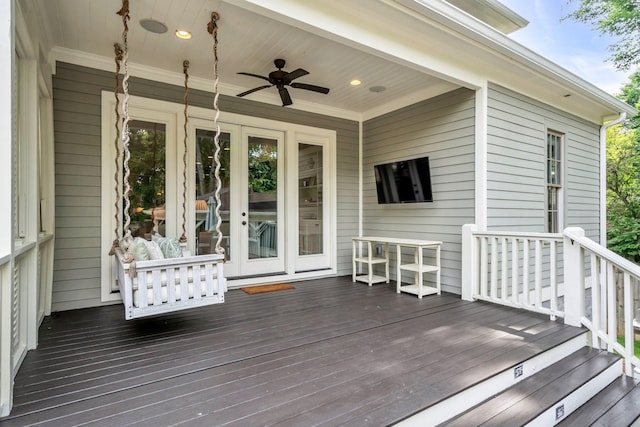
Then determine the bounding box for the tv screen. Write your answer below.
[374,156,433,204]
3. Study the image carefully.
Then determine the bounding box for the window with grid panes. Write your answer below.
[546,131,563,233]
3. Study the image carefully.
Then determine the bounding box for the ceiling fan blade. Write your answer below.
[290,82,330,94]
[284,68,309,82]
[237,72,271,82]
[237,85,272,97]
[278,86,293,106]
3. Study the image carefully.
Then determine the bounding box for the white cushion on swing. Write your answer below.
[138,238,164,260]
[152,234,183,258]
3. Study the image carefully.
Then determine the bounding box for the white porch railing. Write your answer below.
[563,227,640,376]
[462,224,640,377]
[0,234,54,416]
[461,225,565,319]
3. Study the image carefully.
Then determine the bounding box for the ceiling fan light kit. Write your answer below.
[237,58,330,106]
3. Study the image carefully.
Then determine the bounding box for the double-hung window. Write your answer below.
[546,131,563,233]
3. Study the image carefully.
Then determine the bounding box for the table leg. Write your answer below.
[396,245,401,294]
[417,246,423,299]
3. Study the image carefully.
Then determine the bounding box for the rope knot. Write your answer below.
[207,12,220,35]
[116,0,130,21]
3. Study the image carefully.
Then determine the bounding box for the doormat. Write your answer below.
[241,283,295,295]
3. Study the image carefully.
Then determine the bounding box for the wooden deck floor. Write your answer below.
[0,276,584,426]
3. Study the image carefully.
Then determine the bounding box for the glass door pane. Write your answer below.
[195,129,231,257]
[298,143,323,255]
[247,136,278,259]
[127,120,166,239]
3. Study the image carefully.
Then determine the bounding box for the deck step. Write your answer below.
[442,346,622,426]
[558,375,640,426]
[397,332,588,426]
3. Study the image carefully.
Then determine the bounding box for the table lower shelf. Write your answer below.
[354,274,389,285]
[398,263,439,273]
[397,283,439,298]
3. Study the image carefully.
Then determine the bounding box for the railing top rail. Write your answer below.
[471,230,563,240]
[0,253,10,266]
[563,228,640,278]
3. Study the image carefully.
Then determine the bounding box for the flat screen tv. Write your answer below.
[374,156,433,204]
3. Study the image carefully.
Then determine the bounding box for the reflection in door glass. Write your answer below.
[248,136,278,259]
[127,120,166,239]
[298,143,323,255]
[195,129,231,257]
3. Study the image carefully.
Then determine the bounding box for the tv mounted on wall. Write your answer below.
[374,156,433,204]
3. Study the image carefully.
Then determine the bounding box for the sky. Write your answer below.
[498,0,634,95]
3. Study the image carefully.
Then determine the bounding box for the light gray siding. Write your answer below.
[52,62,358,311]
[487,83,601,239]
[362,88,476,294]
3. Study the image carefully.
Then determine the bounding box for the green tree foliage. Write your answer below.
[618,70,640,127]
[128,124,166,227]
[566,0,640,71]
[248,142,277,193]
[605,71,640,261]
[606,125,640,261]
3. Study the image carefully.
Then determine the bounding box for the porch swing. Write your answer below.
[111,2,227,320]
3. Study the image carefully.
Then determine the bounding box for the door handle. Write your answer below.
[242,221,247,226]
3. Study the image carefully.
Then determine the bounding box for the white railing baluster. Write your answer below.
[590,253,601,349]
[501,237,508,301]
[480,237,488,298]
[550,240,557,320]
[512,238,519,305]
[624,272,633,375]
[490,237,498,299]
[534,239,542,308]
[606,263,616,353]
[522,240,530,307]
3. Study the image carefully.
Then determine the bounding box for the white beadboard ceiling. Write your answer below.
[35,0,461,119]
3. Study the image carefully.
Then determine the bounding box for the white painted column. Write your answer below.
[0,0,14,417]
[474,81,488,230]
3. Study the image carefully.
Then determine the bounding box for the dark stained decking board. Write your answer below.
[0,276,584,426]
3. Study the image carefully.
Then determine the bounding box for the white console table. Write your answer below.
[395,238,441,298]
[352,236,441,298]
[352,237,390,286]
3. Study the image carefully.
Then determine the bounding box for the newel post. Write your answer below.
[461,224,478,301]
[563,227,585,327]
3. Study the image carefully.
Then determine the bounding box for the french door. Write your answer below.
[102,95,335,299]
[239,127,285,275]
[192,121,284,277]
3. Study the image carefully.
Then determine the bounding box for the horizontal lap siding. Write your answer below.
[487,84,601,239]
[52,62,358,311]
[362,88,476,295]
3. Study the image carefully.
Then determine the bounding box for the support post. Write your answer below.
[563,227,585,327]
[461,224,478,301]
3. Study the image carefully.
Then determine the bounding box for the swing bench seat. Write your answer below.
[115,249,227,320]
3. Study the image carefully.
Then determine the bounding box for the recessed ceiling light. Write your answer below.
[369,86,386,93]
[139,19,167,34]
[350,79,362,86]
[175,30,192,40]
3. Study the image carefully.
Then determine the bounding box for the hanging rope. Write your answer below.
[207,12,225,258]
[179,60,190,243]
[117,0,134,264]
[109,43,124,256]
